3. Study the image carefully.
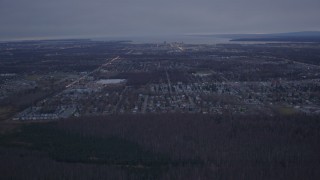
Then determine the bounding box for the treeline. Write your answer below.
[0,113,319,179]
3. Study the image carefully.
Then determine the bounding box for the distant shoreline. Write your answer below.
[231,37,320,43]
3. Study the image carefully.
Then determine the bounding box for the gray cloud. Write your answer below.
[1,0,320,40]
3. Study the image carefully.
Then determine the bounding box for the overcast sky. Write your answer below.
[1,0,320,40]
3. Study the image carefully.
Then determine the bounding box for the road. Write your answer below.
[113,86,128,113]
[166,71,173,95]
[141,95,149,113]
[65,56,120,88]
